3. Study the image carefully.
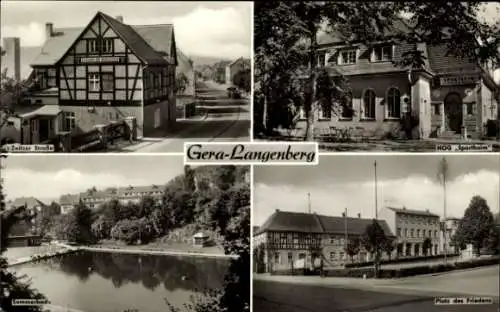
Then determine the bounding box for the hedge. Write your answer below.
[271,256,499,278]
[345,253,460,268]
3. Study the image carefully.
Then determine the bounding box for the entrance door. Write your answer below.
[39,119,50,142]
[444,93,463,133]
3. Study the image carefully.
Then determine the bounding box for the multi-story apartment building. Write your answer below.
[440,217,461,254]
[296,18,499,140]
[76,184,164,209]
[378,206,441,257]
[1,12,179,144]
[253,210,394,273]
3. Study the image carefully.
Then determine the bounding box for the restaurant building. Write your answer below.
[253,209,394,273]
[297,19,500,140]
[2,11,178,143]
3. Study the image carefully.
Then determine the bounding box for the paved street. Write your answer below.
[253,265,499,312]
[129,80,250,153]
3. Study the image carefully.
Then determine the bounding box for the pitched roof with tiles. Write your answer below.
[387,206,440,218]
[9,197,46,209]
[31,12,178,67]
[59,194,80,206]
[256,210,394,237]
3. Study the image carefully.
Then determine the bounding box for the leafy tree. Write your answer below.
[110,218,150,245]
[65,202,94,244]
[254,2,500,140]
[184,165,196,193]
[361,219,387,277]
[1,154,47,312]
[232,69,251,93]
[175,72,190,95]
[381,238,396,261]
[91,215,113,240]
[422,237,433,256]
[454,196,497,256]
[345,238,361,263]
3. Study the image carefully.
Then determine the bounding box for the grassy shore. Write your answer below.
[95,239,225,255]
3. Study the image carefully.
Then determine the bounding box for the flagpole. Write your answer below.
[374,160,379,277]
[442,157,447,265]
[344,207,348,266]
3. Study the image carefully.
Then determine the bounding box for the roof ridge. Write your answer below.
[132,24,173,27]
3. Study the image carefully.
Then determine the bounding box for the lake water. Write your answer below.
[8,250,230,312]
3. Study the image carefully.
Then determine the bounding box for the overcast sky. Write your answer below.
[0,1,251,59]
[254,155,500,226]
[2,155,186,202]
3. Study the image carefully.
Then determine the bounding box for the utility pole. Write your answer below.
[440,157,448,265]
[344,207,348,266]
[374,160,380,277]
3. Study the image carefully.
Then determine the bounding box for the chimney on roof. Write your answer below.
[45,23,53,40]
[2,37,21,81]
[357,213,361,218]
[115,16,123,23]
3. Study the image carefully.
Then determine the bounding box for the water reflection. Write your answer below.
[12,251,229,312]
[41,251,229,291]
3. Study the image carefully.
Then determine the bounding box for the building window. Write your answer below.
[466,103,475,115]
[88,38,113,54]
[433,104,441,116]
[416,229,420,237]
[373,46,393,62]
[329,236,334,244]
[288,252,293,263]
[340,252,345,260]
[88,73,100,92]
[386,88,401,118]
[404,228,408,237]
[341,92,354,119]
[363,89,376,119]
[410,229,414,237]
[63,112,76,131]
[428,230,432,237]
[88,73,114,92]
[339,50,356,65]
[434,230,437,237]
[396,228,401,236]
[330,252,335,261]
[320,101,331,120]
[317,51,326,67]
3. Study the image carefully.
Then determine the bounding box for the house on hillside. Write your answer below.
[295,18,500,140]
[59,193,80,214]
[225,57,250,85]
[1,12,181,145]
[76,184,165,209]
[253,209,394,273]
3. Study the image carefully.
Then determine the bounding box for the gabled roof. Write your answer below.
[175,48,193,76]
[59,193,79,206]
[9,197,46,209]
[31,12,177,67]
[387,206,440,217]
[256,210,394,238]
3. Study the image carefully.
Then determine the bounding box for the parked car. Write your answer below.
[226,87,241,99]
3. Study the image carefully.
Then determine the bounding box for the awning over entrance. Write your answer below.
[17,105,62,119]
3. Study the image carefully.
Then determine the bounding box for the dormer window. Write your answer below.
[372,45,393,62]
[338,49,357,65]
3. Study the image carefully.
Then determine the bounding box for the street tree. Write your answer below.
[345,238,361,263]
[454,195,497,256]
[381,238,396,261]
[232,69,251,93]
[254,2,500,140]
[422,237,433,256]
[361,219,388,277]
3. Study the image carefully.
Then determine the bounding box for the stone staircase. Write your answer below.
[439,130,463,140]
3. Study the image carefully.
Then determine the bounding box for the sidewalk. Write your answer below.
[117,113,209,152]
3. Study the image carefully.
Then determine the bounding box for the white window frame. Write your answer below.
[372,45,393,62]
[102,39,113,54]
[88,39,98,54]
[338,49,357,65]
[64,112,76,132]
[319,102,331,120]
[101,72,114,91]
[386,87,401,119]
[88,73,100,91]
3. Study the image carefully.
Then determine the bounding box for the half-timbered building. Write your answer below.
[25,12,178,140]
[253,210,394,273]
